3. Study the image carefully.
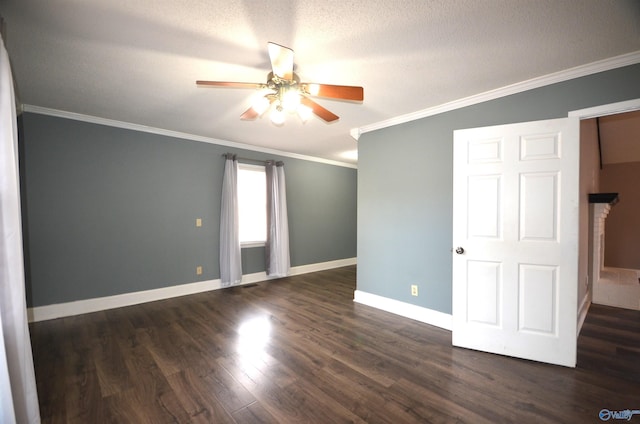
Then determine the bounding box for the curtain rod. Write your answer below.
[222,153,283,166]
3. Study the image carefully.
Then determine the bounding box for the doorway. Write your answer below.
[575,103,640,316]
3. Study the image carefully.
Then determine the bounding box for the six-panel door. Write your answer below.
[452,117,579,367]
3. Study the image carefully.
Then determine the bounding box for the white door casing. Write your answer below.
[452,117,580,367]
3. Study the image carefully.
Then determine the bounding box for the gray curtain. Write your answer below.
[265,161,290,277]
[219,154,242,286]
[0,32,41,423]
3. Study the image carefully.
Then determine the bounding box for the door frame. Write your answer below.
[569,99,640,332]
[568,99,640,120]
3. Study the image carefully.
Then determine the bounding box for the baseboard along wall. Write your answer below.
[28,258,356,322]
[353,290,453,331]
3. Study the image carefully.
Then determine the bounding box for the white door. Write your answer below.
[452,117,579,367]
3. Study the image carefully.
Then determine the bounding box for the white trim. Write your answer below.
[353,290,452,331]
[27,279,217,323]
[27,257,357,322]
[21,104,357,170]
[241,257,358,284]
[568,98,640,119]
[241,241,266,248]
[289,257,356,275]
[238,163,266,172]
[351,50,640,139]
[577,294,591,336]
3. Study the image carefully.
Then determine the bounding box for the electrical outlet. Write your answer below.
[196,266,203,275]
[196,218,202,227]
[411,285,418,296]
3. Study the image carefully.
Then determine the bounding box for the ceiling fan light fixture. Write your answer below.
[307,83,320,96]
[197,42,363,125]
[270,104,285,126]
[297,103,312,122]
[251,95,271,115]
[282,89,301,113]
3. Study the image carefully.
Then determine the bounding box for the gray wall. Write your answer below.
[357,64,640,315]
[19,113,357,307]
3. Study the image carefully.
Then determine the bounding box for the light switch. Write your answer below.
[196,218,202,227]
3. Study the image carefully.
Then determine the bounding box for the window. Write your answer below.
[237,163,266,246]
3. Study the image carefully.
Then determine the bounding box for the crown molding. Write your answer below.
[351,50,640,140]
[21,105,357,169]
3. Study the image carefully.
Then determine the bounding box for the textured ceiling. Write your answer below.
[1,0,640,165]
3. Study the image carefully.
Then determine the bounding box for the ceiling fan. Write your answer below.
[196,42,364,125]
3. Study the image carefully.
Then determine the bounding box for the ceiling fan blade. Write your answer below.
[267,42,294,81]
[301,83,364,101]
[301,97,339,122]
[240,106,259,120]
[241,95,276,120]
[196,81,265,89]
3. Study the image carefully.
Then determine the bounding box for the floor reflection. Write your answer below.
[236,315,272,367]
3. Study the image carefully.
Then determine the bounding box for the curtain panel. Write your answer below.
[219,154,242,286]
[265,161,290,277]
[0,34,41,423]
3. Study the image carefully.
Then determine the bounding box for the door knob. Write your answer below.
[455,247,465,255]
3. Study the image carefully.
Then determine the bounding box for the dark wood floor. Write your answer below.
[30,266,640,423]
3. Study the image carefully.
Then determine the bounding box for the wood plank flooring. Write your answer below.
[30,266,640,423]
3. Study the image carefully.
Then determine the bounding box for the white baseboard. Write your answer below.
[28,257,356,322]
[353,290,452,331]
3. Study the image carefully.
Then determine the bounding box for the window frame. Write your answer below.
[237,162,267,248]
